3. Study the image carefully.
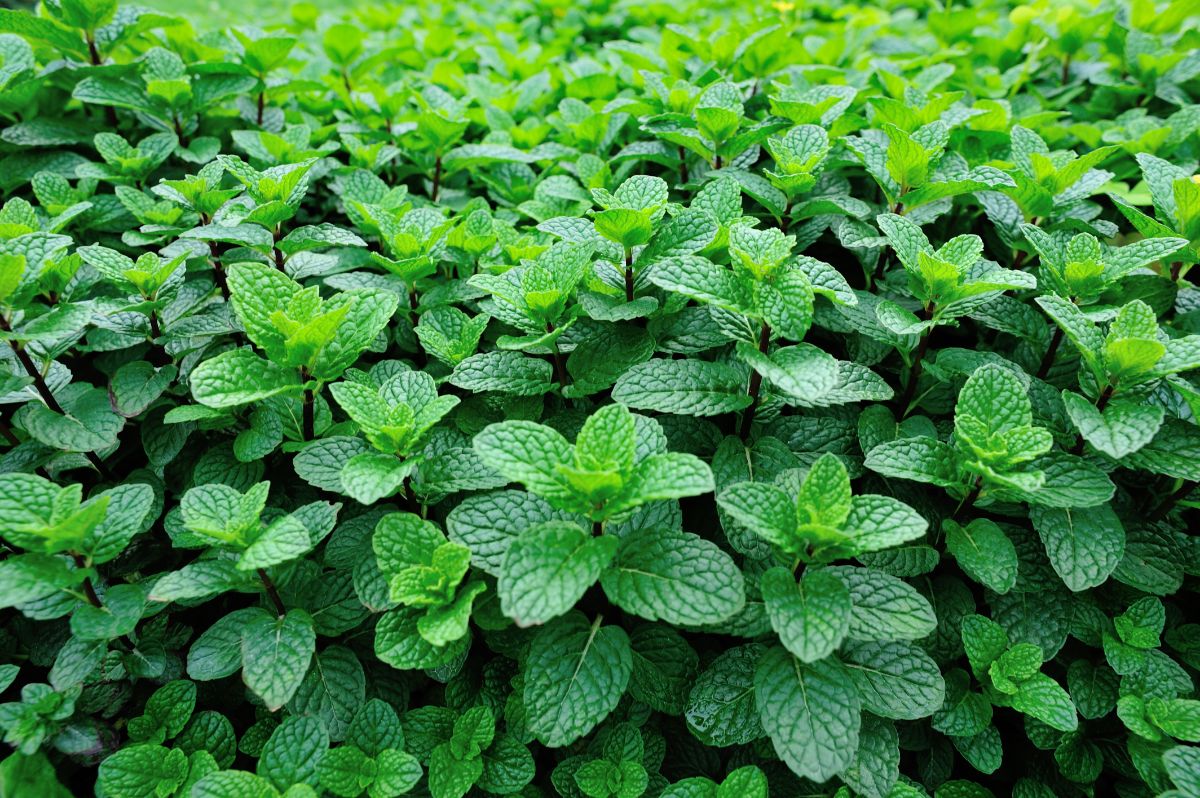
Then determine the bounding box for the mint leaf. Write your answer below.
[843,640,946,720]
[760,567,851,663]
[241,609,315,711]
[944,519,1018,594]
[523,612,632,747]
[612,360,753,416]
[684,644,765,747]
[1030,505,1125,592]
[1062,391,1164,459]
[498,522,617,627]
[829,566,937,642]
[754,646,860,782]
[600,528,744,626]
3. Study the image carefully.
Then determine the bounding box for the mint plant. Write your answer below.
[0,1,1198,796]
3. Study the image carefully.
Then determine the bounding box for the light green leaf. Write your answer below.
[449,351,554,395]
[600,528,744,626]
[473,421,573,502]
[1062,392,1164,459]
[1009,672,1078,732]
[754,646,860,782]
[944,519,1018,594]
[1030,505,1124,592]
[241,609,316,711]
[239,515,312,571]
[374,606,469,671]
[498,523,617,627]
[863,437,960,487]
[828,566,937,642]
[760,567,851,663]
[611,452,714,513]
[843,640,946,720]
[191,349,301,408]
[612,359,753,416]
[523,612,632,747]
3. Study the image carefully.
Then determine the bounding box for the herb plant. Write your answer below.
[0,0,1199,796]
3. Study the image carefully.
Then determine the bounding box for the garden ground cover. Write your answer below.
[0,0,1199,797]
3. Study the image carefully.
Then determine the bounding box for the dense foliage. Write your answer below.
[0,0,1199,795]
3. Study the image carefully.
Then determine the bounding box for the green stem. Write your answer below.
[257,568,286,616]
[623,246,635,303]
[300,368,315,442]
[952,477,984,522]
[547,323,568,388]
[2,317,109,478]
[431,154,443,203]
[739,321,772,440]
[897,304,934,415]
[1070,384,1115,454]
[85,32,101,66]
[1035,325,1064,380]
[1150,480,1197,522]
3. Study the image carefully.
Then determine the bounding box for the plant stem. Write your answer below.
[1035,325,1064,379]
[1150,480,1196,522]
[431,154,442,202]
[72,553,137,649]
[897,304,934,414]
[2,318,108,477]
[148,310,161,340]
[80,575,102,609]
[1061,53,1071,85]
[952,477,984,522]
[623,246,635,303]
[547,323,568,388]
[593,520,603,537]
[402,478,423,517]
[408,282,420,327]
[872,249,892,284]
[85,32,101,66]
[7,341,61,414]
[677,146,689,185]
[300,368,315,442]
[739,321,772,440]
[1070,384,1115,454]
[257,568,286,616]
[272,224,287,271]
[0,415,18,446]
[3,319,61,414]
[209,242,229,299]
[256,91,265,126]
